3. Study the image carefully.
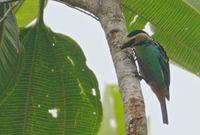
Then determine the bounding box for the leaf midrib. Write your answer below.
[22,26,39,134]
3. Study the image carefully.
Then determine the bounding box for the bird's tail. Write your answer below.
[160,99,168,124]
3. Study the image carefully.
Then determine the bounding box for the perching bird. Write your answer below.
[121,30,170,124]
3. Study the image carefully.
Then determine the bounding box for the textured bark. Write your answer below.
[55,0,147,134]
[54,0,100,16]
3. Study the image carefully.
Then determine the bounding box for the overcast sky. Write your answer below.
[44,1,200,135]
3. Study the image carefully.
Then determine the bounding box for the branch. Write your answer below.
[59,2,99,21]
[53,0,100,17]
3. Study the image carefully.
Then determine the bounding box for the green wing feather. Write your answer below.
[155,42,170,99]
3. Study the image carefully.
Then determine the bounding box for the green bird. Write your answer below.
[121,30,170,124]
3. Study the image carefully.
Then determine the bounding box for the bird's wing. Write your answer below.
[154,42,170,98]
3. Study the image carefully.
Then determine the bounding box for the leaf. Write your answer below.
[0,0,18,3]
[123,7,146,32]
[185,0,200,11]
[14,0,40,27]
[0,22,102,134]
[98,85,125,135]
[0,4,23,96]
[122,0,200,76]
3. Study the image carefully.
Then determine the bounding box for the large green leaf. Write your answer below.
[14,0,40,27]
[98,85,125,135]
[0,22,102,134]
[122,0,200,76]
[0,4,23,96]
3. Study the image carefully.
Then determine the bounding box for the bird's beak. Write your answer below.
[121,36,135,49]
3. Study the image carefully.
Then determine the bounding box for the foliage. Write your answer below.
[122,0,200,77]
[185,0,200,11]
[0,1,102,134]
[0,4,23,96]
[98,85,125,135]
[14,0,47,27]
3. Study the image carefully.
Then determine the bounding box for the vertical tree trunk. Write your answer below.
[97,1,147,135]
[56,0,147,134]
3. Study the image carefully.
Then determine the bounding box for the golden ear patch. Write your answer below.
[136,34,146,42]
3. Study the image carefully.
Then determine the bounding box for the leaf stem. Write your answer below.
[37,0,45,25]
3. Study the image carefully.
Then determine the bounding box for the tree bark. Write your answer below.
[54,0,147,134]
[54,0,100,16]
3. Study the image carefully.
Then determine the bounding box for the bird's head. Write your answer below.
[121,30,152,49]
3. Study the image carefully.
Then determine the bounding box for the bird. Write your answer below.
[121,30,170,124]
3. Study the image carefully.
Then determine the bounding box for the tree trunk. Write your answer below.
[55,0,147,134]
